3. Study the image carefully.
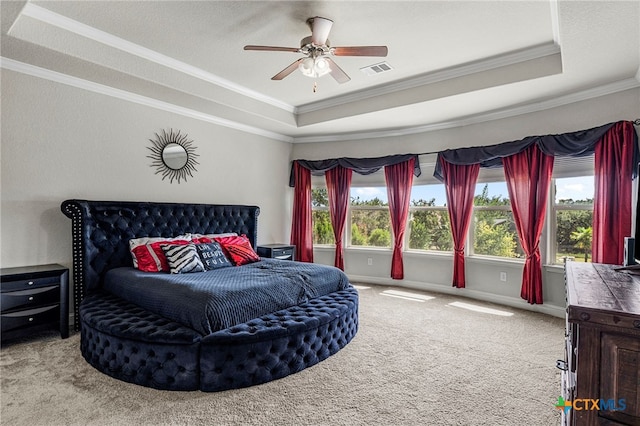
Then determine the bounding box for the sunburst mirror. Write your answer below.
[147,129,199,184]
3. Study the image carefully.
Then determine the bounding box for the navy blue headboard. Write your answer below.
[61,200,260,330]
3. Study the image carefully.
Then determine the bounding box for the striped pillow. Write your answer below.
[161,243,205,274]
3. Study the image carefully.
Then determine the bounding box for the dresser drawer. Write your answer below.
[1,285,60,312]
[1,275,60,292]
[1,304,59,333]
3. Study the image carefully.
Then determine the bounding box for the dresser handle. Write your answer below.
[28,296,34,301]
[28,317,34,322]
[27,281,34,286]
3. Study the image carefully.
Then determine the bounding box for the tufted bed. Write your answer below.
[61,200,358,391]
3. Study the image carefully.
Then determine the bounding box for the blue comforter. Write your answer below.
[103,259,350,335]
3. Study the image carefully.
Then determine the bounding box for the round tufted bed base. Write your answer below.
[79,287,359,391]
[62,199,359,392]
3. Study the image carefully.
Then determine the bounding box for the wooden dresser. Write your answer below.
[563,262,640,426]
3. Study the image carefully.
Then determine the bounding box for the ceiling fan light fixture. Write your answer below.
[298,57,315,75]
[298,56,331,78]
[314,56,329,73]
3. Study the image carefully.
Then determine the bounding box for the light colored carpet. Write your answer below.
[1,285,564,425]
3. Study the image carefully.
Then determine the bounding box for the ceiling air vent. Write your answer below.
[360,62,393,76]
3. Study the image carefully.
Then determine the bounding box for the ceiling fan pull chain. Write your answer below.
[313,81,318,93]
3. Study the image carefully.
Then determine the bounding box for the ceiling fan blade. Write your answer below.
[244,45,301,53]
[326,58,351,84]
[332,46,388,57]
[272,59,304,80]
[309,16,333,45]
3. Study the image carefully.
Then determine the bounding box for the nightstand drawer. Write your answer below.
[1,285,60,312]
[271,248,294,259]
[1,276,60,292]
[1,304,59,333]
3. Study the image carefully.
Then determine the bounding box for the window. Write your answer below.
[311,187,333,245]
[309,157,594,266]
[552,176,594,263]
[471,182,524,259]
[407,184,452,251]
[350,187,391,247]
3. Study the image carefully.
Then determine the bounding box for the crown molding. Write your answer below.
[297,42,561,114]
[0,57,293,143]
[4,55,636,145]
[18,2,296,114]
[292,78,640,143]
[549,0,561,46]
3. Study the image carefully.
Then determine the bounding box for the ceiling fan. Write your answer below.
[244,16,388,85]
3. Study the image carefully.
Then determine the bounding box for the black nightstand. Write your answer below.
[257,244,296,261]
[1,264,69,343]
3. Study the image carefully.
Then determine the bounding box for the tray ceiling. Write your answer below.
[1,1,638,142]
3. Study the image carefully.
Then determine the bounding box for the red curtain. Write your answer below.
[503,144,554,305]
[440,158,480,288]
[290,161,313,262]
[593,121,636,264]
[325,166,353,270]
[384,158,416,279]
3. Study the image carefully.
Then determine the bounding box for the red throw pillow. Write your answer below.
[214,234,251,246]
[218,237,260,266]
[131,239,190,272]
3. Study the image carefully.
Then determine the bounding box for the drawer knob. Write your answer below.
[28,296,34,301]
[28,317,34,322]
[28,281,34,286]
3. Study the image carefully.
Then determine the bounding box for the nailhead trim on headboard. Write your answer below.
[61,200,260,332]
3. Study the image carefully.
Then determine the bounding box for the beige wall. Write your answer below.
[1,70,293,271]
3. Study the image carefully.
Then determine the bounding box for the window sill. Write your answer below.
[404,250,453,259]
[313,245,336,250]
[466,255,525,266]
[345,246,392,252]
[313,246,569,270]
[544,264,566,274]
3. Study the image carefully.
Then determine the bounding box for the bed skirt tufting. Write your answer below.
[79,288,359,391]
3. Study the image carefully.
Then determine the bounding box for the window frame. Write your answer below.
[310,185,334,247]
[548,176,594,265]
[405,204,453,253]
[468,183,524,261]
[348,200,392,250]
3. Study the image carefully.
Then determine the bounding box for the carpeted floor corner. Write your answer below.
[1,284,564,425]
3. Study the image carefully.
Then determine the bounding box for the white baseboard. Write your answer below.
[348,274,566,318]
